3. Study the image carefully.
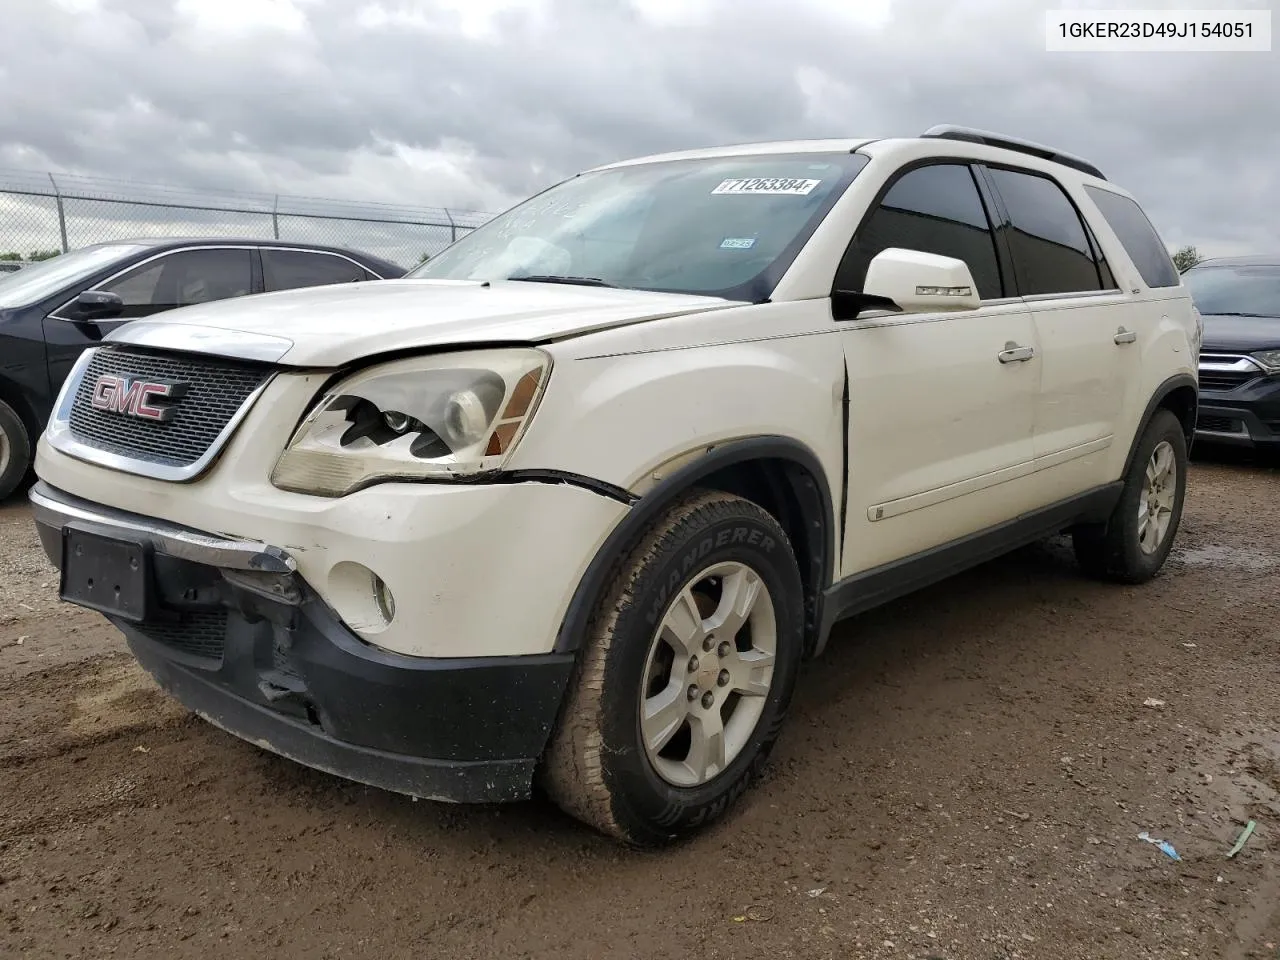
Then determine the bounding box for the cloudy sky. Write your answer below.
[2,0,1278,257]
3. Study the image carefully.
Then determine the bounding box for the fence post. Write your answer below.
[49,173,69,253]
[272,195,280,239]
[444,208,457,244]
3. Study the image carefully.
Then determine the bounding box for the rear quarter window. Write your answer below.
[1082,186,1179,289]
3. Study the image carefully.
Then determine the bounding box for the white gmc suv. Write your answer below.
[30,126,1200,845]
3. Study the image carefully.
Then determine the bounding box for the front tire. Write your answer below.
[0,399,31,501]
[1073,408,1187,583]
[542,490,804,846]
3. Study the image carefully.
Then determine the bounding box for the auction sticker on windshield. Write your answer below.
[712,178,821,196]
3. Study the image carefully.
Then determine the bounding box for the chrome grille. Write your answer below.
[1198,354,1264,393]
[1200,371,1259,392]
[67,348,271,469]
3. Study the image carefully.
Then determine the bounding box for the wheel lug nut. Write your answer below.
[688,656,699,673]
[702,636,715,652]
[717,669,730,687]
[687,685,700,702]
[718,641,731,658]
[700,691,715,709]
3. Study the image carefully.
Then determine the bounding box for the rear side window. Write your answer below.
[263,250,368,292]
[839,163,1003,299]
[985,168,1103,296]
[1082,186,1179,288]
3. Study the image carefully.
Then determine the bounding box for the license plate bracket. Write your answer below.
[59,526,152,622]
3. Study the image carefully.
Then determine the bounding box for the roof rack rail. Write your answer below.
[919,125,1106,181]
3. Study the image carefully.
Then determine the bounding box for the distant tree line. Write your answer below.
[0,249,60,262]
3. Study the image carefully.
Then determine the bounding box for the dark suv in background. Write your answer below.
[1183,255,1280,457]
[0,237,404,498]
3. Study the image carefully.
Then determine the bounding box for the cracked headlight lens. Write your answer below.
[271,348,551,497]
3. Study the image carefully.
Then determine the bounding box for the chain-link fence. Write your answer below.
[0,168,496,271]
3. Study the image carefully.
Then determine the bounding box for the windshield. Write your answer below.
[0,244,147,309]
[1182,263,1280,318]
[409,153,870,300]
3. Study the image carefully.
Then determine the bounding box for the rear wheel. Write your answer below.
[542,490,804,846]
[0,399,31,501]
[1073,408,1187,583]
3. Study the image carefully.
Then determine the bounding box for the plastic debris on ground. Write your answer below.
[1137,831,1182,861]
[1227,820,1257,859]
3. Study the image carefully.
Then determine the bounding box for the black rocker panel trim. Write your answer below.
[818,482,1123,649]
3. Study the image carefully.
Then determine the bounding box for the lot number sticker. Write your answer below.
[712,178,821,196]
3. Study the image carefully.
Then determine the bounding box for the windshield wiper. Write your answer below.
[507,274,618,288]
[1204,311,1276,318]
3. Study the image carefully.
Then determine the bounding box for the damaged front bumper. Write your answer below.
[30,481,575,804]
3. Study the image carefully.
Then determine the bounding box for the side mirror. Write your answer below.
[857,248,981,315]
[74,289,124,321]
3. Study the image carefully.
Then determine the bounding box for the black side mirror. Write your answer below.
[74,290,124,321]
[831,289,900,322]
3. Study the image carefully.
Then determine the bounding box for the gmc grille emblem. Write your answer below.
[89,374,188,422]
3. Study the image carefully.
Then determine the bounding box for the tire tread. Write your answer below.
[541,489,794,844]
[1073,408,1186,584]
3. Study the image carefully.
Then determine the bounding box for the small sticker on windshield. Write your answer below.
[712,178,821,196]
[720,237,756,249]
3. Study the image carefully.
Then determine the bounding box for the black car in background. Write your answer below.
[1182,255,1280,456]
[0,238,404,498]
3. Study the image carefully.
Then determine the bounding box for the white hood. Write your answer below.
[106,279,734,367]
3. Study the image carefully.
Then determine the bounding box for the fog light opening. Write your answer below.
[326,561,397,637]
[372,573,396,625]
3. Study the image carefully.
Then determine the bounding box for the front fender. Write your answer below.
[509,314,846,496]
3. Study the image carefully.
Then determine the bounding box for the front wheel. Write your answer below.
[1073,408,1188,583]
[541,490,804,846]
[0,399,32,502]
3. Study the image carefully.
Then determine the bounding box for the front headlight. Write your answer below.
[1251,349,1280,373]
[271,348,551,497]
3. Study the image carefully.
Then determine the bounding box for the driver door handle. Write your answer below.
[1114,326,1137,345]
[998,342,1036,363]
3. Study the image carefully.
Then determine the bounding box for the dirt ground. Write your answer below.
[2,454,1279,960]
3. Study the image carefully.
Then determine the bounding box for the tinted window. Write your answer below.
[1083,185,1179,288]
[99,249,253,318]
[1182,263,1280,317]
[1082,219,1117,289]
[263,250,368,292]
[106,259,165,306]
[839,163,1003,299]
[986,168,1102,295]
[0,244,147,309]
